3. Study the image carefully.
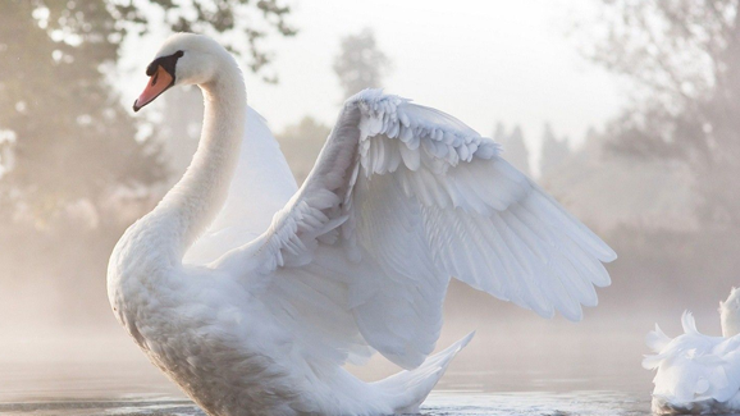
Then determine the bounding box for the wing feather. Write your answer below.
[644,313,740,407]
[219,89,616,369]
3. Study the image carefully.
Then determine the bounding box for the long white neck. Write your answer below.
[721,307,740,338]
[149,61,247,261]
[721,288,740,337]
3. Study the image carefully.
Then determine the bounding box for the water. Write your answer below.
[0,316,661,415]
[0,364,652,416]
[0,351,653,415]
[0,391,649,415]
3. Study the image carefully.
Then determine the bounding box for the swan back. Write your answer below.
[644,311,740,414]
[184,107,298,265]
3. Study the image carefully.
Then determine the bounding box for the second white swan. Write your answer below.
[108,33,617,416]
[644,288,740,415]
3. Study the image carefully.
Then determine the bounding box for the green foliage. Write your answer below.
[0,0,296,225]
[0,0,296,320]
[0,0,165,223]
[111,0,296,82]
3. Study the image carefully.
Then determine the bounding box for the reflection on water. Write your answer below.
[0,388,649,416]
[424,390,648,415]
[0,361,652,415]
[0,399,199,415]
[0,316,660,415]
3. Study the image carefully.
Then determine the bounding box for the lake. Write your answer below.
[0,356,652,415]
[0,315,659,415]
[0,390,649,415]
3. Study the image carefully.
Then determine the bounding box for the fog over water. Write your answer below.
[2,0,740,414]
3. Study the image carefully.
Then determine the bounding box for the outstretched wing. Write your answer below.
[221,89,616,369]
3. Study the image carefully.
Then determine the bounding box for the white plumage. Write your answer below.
[644,289,740,415]
[108,33,616,416]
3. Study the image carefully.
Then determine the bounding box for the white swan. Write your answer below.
[108,33,617,416]
[644,288,740,415]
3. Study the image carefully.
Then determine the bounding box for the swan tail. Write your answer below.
[373,332,474,413]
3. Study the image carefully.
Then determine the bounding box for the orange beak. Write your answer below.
[133,66,174,112]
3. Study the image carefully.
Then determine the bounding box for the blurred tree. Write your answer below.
[493,122,507,144]
[0,0,296,226]
[540,123,571,178]
[582,0,740,226]
[333,28,392,100]
[113,0,296,82]
[0,0,165,227]
[276,116,331,184]
[0,0,296,324]
[494,123,531,177]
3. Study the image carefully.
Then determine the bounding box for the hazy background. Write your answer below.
[1,0,738,404]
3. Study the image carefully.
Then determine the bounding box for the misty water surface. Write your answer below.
[0,310,676,415]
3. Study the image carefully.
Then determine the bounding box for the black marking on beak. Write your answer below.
[146,50,184,79]
[133,50,184,112]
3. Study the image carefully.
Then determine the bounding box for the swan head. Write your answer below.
[720,287,740,337]
[133,33,236,112]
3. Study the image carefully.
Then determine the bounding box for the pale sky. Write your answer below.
[122,0,626,164]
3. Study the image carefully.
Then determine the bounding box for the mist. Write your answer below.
[1,0,739,413]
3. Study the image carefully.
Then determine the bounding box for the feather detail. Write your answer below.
[644,306,740,413]
[217,88,615,369]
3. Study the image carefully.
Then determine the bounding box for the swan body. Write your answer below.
[108,33,616,416]
[644,289,740,415]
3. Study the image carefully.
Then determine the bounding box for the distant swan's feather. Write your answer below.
[644,309,740,414]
